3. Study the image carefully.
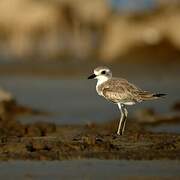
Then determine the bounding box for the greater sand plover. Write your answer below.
[88,66,166,135]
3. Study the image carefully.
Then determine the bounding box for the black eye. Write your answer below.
[101,71,106,74]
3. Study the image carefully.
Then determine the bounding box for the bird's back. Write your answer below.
[97,78,163,104]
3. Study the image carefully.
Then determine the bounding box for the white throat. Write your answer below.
[96,76,110,96]
[96,75,110,87]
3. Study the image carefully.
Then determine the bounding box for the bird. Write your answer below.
[88,66,166,135]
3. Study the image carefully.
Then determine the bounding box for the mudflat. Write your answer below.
[0,115,180,161]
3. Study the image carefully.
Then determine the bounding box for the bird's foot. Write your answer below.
[117,131,123,136]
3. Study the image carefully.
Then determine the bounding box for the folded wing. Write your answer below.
[101,78,157,104]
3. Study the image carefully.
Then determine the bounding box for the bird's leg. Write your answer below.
[117,103,125,135]
[117,104,128,135]
[122,106,128,135]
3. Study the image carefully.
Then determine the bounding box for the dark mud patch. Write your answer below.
[0,117,180,161]
[0,100,47,117]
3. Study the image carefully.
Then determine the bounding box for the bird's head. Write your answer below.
[88,66,112,82]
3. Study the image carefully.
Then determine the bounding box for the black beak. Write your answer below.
[88,74,96,79]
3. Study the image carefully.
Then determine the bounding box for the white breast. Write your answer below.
[96,85,103,96]
[96,76,109,96]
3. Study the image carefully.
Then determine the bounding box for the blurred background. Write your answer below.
[0,1,180,178]
[0,0,180,62]
[0,0,180,132]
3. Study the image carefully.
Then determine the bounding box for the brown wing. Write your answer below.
[101,79,142,103]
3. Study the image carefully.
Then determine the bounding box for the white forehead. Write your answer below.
[94,66,110,74]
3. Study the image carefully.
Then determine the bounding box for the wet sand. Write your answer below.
[1,114,180,161]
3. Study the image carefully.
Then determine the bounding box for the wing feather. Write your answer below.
[101,78,142,103]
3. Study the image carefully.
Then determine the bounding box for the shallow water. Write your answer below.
[0,160,179,179]
[0,63,179,131]
[0,75,178,123]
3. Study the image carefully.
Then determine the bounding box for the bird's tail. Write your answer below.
[153,93,167,98]
[139,91,166,101]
